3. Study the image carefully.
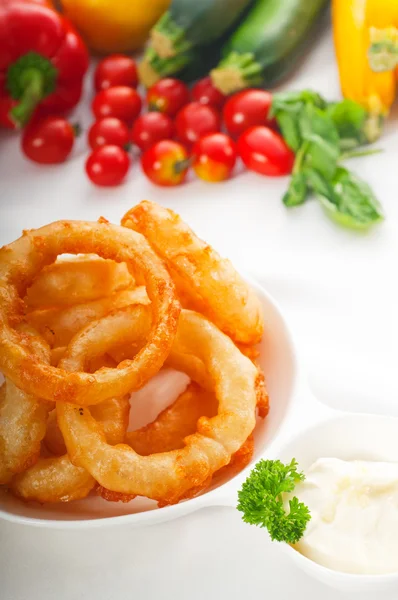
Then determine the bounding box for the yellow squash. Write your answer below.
[332,0,398,136]
[61,0,171,54]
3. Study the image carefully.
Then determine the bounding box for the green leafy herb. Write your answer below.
[270,90,327,152]
[316,167,384,230]
[327,99,369,149]
[271,89,384,230]
[283,172,308,207]
[237,459,311,544]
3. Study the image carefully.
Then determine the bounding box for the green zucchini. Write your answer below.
[211,0,329,94]
[149,0,253,59]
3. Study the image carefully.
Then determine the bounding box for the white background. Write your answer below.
[1,26,398,600]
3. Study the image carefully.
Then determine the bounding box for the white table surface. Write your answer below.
[1,27,398,600]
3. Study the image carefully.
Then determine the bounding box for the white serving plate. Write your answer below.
[1,278,397,592]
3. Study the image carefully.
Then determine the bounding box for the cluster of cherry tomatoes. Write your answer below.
[20,54,295,187]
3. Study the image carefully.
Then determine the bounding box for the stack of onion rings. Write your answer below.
[0,202,268,509]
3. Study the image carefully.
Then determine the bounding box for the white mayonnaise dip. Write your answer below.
[288,457,398,574]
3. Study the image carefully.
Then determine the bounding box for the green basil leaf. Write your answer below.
[327,99,368,148]
[299,104,340,148]
[315,167,384,230]
[270,90,326,114]
[275,111,302,152]
[305,169,333,198]
[283,172,308,207]
[303,135,340,180]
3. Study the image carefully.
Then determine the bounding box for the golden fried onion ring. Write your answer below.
[26,287,148,348]
[126,382,218,455]
[121,201,264,345]
[12,375,131,503]
[57,308,259,505]
[11,455,96,504]
[0,220,180,405]
[0,328,52,484]
[25,256,134,309]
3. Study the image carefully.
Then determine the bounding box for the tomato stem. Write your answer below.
[72,123,82,138]
[174,157,192,174]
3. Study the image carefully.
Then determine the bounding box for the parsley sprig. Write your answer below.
[237,459,311,544]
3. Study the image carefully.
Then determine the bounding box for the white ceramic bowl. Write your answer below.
[276,410,398,592]
[0,279,299,529]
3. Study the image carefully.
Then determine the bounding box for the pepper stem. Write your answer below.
[10,69,44,127]
[7,52,58,127]
[368,26,398,72]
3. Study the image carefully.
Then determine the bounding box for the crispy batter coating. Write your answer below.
[126,383,218,455]
[11,455,96,503]
[122,201,264,345]
[57,309,259,505]
[2,205,269,511]
[0,328,52,484]
[26,287,148,347]
[25,256,134,309]
[0,220,180,405]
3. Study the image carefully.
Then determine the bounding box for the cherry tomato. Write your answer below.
[175,102,221,146]
[94,55,138,91]
[85,145,130,187]
[88,118,130,150]
[223,90,273,138]
[141,140,189,186]
[146,78,190,117]
[192,133,237,182]
[131,112,174,152]
[92,87,142,125]
[22,117,75,164]
[238,126,294,176]
[191,77,226,110]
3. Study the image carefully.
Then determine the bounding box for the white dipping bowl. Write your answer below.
[0,278,298,529]
[278,413,398,593]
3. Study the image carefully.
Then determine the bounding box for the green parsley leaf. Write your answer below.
[237,459,311,544]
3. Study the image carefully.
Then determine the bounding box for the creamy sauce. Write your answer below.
[286,458,398,574]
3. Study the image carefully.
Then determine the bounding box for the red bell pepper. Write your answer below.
[0,0,89,128]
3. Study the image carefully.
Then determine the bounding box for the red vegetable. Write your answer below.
[192,133,237,182]
[21,116,75,164]
[88,118,130,150]
[238,126,294,176]
[0,95,18,129]
[191,77,226,110]
[0,1,88,127]
[141,140,189,186]
[147,78,190,117]
[175,102,221,146]
[92,86,142,125]
[94,55,138,92]
[131,112,174,152]
[223,90,273,138]
[85,145,130,187]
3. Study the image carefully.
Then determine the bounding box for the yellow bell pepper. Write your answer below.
[61,0,171,54]
[332,0,398,139]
